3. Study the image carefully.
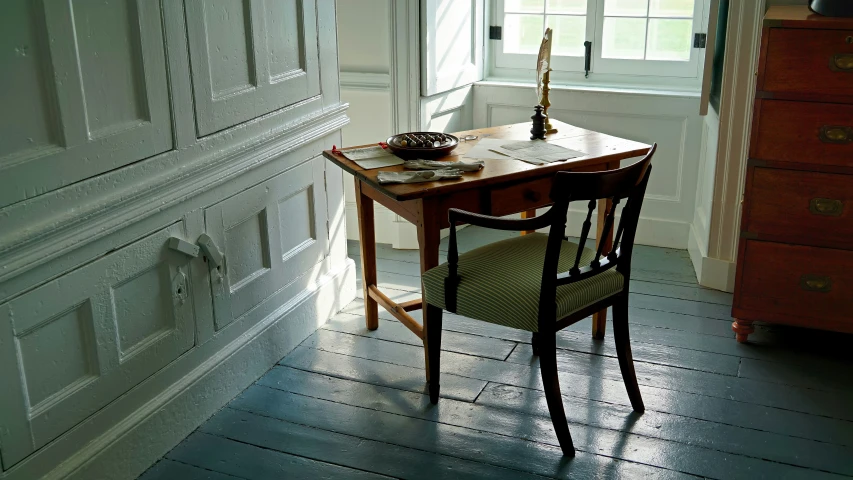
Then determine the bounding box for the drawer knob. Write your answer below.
[800,274,832,293]
[809,198,844,216]
[523,189,541,202]
[818,125,852,144]
[831,54,853,72]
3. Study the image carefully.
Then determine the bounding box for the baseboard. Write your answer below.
[12,260,356,480]
[688,223,736,292]
[687,222,707,282]
[698,255,736,293]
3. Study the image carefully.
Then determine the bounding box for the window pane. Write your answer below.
[504,14,545,54]
[646,18,692,60]
[602,17,646,59]
[649,0,694,17]
[546,0,586,14]
[603,0,649,17]
[505,0,545,13]
[547,15,586,56]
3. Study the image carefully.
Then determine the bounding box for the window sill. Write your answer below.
[476,78,702,99]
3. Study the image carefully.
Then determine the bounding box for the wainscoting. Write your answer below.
[474,83,705,250]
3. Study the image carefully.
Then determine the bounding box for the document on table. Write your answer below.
[341,145,404,170]
[491,140,585,165]
[461,138,513,161]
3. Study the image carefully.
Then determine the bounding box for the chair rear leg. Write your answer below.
[538,333,576,456]
[613,294,645,412]
[531,332,540,356]
[424,303,443,404]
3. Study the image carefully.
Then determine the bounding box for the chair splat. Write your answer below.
[571,199,597,276]
[609,197,631,261]
[592,197,620,267]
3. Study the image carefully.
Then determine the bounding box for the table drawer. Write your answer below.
[752,100,853,167]
[746,167,853,248]
[762,28,853,97]
[489,180,553,217]
[738,240,853,326]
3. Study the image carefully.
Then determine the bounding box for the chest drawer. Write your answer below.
[746,167,853,248]
[762,28,853,97]
[736,240,853,330]
[751,100,853,167]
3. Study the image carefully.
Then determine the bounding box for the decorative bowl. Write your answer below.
[385,132,459,159]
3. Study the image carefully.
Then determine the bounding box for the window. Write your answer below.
[493,0,705,79]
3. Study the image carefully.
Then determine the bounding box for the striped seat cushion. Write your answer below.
[422,233,623,332]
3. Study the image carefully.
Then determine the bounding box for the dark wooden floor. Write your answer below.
[140,227,853,479]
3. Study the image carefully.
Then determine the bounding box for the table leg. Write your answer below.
[593,196,615,339]
[355,180,379,331]
[418,203,441,382]
[521,209,537,235]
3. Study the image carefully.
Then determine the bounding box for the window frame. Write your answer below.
[490,0,707,81]
[592,0,705,77]
[494,0,595,72]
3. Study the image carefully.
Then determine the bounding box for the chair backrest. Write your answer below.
[537,144,656,323]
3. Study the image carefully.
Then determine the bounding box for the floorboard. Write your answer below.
[140,228,853,479]
[202,408,547,480]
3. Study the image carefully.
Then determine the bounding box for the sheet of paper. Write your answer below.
[341,145,404,169]
[491,140,585,165]
[461,138,514,161]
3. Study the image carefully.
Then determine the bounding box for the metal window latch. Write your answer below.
[168,237,199,257]
[694,33,707,49]
[197,234,224,269]
[584,41,592,78]
[489,26,502,40]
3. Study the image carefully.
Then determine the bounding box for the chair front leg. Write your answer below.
[538,332,576,456]
[424,303,443,404]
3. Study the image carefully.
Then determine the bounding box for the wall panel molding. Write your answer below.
[1,260,355,480]
[485,103,690,204]
[0,104,349,291]
[474,84,703,249]
[339,72,392,91]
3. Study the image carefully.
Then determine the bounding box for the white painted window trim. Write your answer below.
[489,0,708,87]
[390,0,422,133]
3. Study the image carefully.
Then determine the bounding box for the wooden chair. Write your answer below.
[421,145,656,457]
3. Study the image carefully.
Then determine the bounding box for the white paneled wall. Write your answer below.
[0,1,353,478]
[474,83,704,250]
[337,0,420,247]
[337,0,391,73]
[340,89,401,244]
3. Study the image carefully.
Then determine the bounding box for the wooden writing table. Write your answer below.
[323,120,649,381]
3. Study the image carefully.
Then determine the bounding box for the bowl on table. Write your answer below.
[385,132,459,159]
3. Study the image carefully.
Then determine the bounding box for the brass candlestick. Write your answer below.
[541,69,558,134]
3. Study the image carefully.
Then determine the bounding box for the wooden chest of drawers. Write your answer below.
[732,7,853,343]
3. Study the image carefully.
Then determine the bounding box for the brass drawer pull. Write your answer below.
[818,125,852,144]
[831,54,853,72]
[809,198,844,216]
[800,274,832,293]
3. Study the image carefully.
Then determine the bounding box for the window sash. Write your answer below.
[495,0,593,71]
[592,0,704,77]
[492,0,705,78]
